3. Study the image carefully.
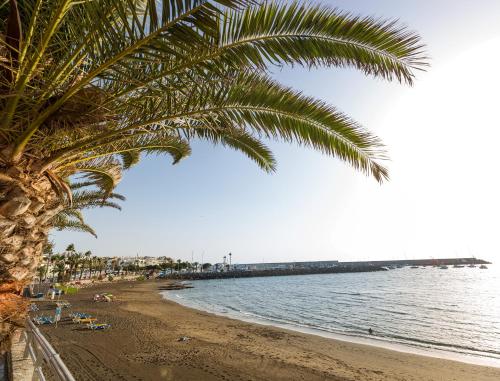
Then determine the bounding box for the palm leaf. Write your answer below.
[52,214,98,238]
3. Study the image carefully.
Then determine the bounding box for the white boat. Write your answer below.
[453,264,464,268]
[439,265,448,269]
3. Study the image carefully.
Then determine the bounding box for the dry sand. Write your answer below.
[35,280,500,381]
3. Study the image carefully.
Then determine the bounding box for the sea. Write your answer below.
[161,264,500,367]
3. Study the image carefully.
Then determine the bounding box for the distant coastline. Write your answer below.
[167,257,490,281]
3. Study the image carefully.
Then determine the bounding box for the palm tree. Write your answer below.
[96,257,106,277]
[55,259,66,283]
[79,250,92,279]
[0,0,426,346]
[41,241,54,281]
[64,246,81,281]
[89,256,98,278]
[159,261,170,275]
[176,259,182,272]
[88,256,94,278]
[36,265,46,283]
[166,257,174,274]
[49,254,61,282]
[202,263,212,272]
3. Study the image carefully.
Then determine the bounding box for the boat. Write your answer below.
[439,265,448,269]
[410,265,419,269]
[453,264,464,268]
[480,265,488,269]
[468,264,476,268]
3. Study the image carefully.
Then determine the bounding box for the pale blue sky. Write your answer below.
[53,1,500,265]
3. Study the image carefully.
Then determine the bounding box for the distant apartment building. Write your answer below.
[119,256,164,267]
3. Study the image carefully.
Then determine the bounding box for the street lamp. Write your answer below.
[229,253,232,269]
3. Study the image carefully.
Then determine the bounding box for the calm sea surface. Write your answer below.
[162,265,500,366]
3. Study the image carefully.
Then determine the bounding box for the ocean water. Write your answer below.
[162,265,500,366]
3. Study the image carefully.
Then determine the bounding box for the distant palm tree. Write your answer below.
[166,257,174,274]
[55,259,66,283]
[159,261,169,274]
[79,250,92,279]
[36,265,46,283]
[0,0,426,347]
[49,254,61,282]
[65,250,81,282]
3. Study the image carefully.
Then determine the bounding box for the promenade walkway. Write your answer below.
[10,329,35,380]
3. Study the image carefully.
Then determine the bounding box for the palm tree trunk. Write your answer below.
[0,168,63,350]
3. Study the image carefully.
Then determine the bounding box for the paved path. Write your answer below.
[10,329,35,381]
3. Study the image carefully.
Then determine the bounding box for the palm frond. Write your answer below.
[215,2,426,83]
[73,158,123,195]
[119,151,140,169]
[71,189,125,210]
[190,125,277,172]
[51,214,98,238]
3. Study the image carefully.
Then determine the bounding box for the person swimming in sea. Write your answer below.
[368,328,373,335]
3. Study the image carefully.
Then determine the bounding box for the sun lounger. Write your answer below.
[34,316,55,325]
[86,322,111,330]
[94,293,113,302]
[56,301,71,308]
[73,317,97,324]
[69,312,91,319]
[29,303,39,312]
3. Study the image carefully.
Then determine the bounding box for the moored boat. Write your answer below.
[480,265,488,269]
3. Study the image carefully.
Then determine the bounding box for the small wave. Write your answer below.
[381,333,500,358]
[375,307,409,316]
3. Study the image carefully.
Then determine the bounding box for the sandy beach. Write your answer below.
[35,280,500,381]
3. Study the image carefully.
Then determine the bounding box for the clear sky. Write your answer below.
[53,1,500,265]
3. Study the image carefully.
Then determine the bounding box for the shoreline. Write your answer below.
[36,280,500,381]
[163,288,500,368]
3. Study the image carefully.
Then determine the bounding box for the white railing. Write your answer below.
[21,319,76,381]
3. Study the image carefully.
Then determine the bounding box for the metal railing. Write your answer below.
[21,319,76,381]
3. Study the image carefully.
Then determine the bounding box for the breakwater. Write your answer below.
[167,265,385,280]
[341,257,490,267]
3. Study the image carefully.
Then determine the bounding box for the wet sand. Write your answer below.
[36,280,500,381]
